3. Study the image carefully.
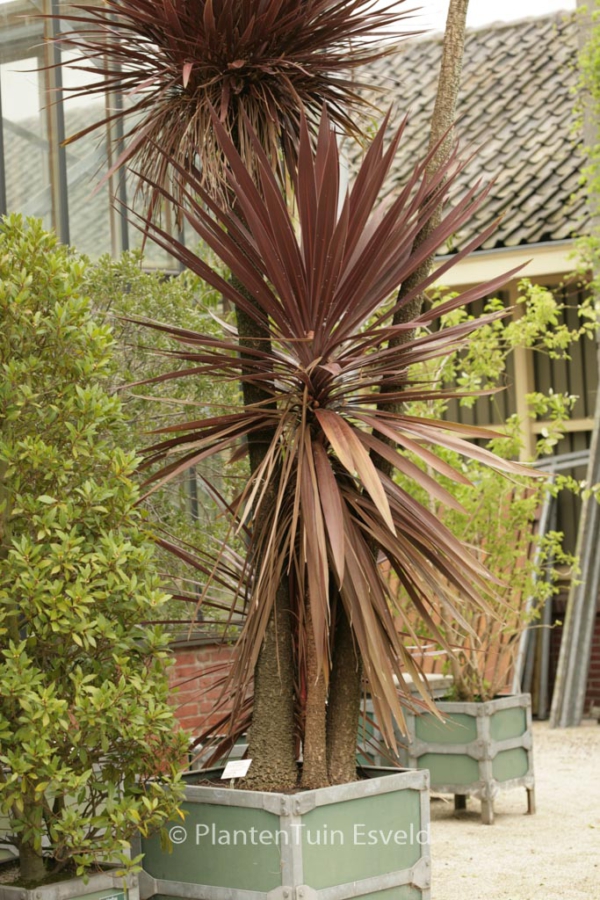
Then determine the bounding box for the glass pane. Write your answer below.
[61,46,173,265]
[0,0,185,265]
[125,148,177,269]
[61,48,113,257]
[0,2,52,228]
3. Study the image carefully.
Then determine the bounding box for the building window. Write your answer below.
[0,0,174,264]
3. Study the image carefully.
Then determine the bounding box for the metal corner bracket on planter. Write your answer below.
[0,869,139,900]
[138,767,431,900]
[400,693,535,825]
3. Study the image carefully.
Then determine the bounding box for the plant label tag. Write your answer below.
[221,758,252,780]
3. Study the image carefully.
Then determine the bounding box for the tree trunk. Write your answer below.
[300,609,329,789]
[245,577,298,790]
[325,0,471,775]
[326,606,362,784]
[19,842,46,885]
[234,283,297,789]
[19,796,46,884]
[391,0,470,338]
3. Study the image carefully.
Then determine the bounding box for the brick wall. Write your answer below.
[170,611,600,734]
[549,610,600,714]
[585,612,600,711]
[168,637,236,735]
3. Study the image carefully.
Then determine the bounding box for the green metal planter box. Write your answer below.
[139,768,431,900]
[0,815,138,900]
[0,871,138,900]
[398,693,535,825]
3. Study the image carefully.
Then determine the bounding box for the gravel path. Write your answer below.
[429,720,600,899]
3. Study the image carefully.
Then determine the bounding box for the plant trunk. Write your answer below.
[19,796,46,884]
[325,0,471,774]
[245,577,298,790]
[19,842,46,884]
[234,283,297,790]
[391,0,470,340]
[326,606,362,784]
[300,610,329,790]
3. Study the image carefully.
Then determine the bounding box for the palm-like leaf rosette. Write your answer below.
[133,111,536,751]
[52,0,414,205]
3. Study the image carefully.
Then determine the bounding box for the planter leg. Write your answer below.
[454,794,467,811]
[527,787,536,815]
[481,798,494,825]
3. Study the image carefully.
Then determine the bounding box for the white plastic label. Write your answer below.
[221,758,252,780]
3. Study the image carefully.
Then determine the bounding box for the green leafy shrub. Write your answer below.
[0,215,187,884]
[83,251,244,626]
[393,281,583,701]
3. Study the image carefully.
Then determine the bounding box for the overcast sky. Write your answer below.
[419,0,575,31]
[1,0,579,122]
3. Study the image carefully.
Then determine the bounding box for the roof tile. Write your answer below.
[355,12,587,252]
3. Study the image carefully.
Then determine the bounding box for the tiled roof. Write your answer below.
[358,11,587,252]
[6,12,585,258]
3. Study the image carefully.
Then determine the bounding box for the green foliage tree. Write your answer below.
[82,251,244,624]
[0,216,187,885]
[394,280,585,701]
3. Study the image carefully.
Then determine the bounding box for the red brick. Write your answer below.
[543,609,600,715]
[167,642,237,732]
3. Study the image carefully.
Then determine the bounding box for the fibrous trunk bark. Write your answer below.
[300,609,329,789]
[325,0,471,774]
[380,0,472,486]
[391,0,470,340]
[245,577,298,790]
[233,289,297,790]
[326,605,362,784]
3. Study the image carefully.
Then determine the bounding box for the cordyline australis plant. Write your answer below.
[48,0,423,792]
[52,0,414,206]
[130,110,536,791]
